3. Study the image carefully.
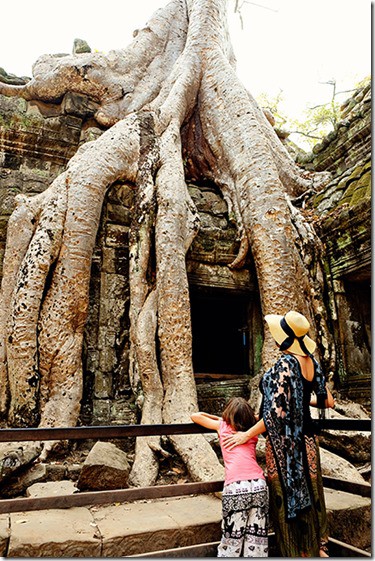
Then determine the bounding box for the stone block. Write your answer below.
[77,441,131,491]
[106,203,132,225]
[86,349,100,372]
[110,399,137,426]
[97,326,116,352]
[26,480,78,498]
[92,399,111,424]
[325,488,371,550]
[62,93,98,119]
[100,272,127,302]
[107,183,135,208]
[94,371,113,399]
[101,247,116,273]
[199,212,228,230]
[99,297,127,331]
[94,495,221,556]
[105,224,129,247]
[8,508,101,557]
[1,463,47,499]
[0,514,10,556]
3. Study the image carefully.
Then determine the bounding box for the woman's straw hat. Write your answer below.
[264,310,316,356]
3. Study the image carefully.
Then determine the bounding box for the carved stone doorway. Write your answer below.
[190,287,250,379]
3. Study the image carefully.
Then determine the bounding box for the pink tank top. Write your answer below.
[219,419,265,485]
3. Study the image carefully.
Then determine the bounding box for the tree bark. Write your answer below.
[0,0,332,482]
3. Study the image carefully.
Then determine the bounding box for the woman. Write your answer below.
[223,311,335,558]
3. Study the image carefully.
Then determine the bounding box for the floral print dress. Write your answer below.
[260,354,329,557]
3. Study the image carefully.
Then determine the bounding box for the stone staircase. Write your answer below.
[0,488,371,557]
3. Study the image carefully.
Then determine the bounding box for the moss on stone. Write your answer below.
[350,184,369,206]
[254,333,263,375]
[0,112,43,131]
[338,183,358,206]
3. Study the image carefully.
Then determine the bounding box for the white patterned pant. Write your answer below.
[217,478,269,558]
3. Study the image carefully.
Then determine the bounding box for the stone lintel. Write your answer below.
[187,260,253,292]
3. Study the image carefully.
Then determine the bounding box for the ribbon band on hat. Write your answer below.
[264,311,316,357]
[278,317,313,357]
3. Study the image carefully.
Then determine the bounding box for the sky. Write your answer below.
[0,0,371,130]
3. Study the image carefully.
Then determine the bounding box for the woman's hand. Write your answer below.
[222,431,249,450]
[222,419,266,449]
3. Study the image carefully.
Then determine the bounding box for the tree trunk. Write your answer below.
[0,0,332,482]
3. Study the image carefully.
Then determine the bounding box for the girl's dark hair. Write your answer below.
[222,397,256,431]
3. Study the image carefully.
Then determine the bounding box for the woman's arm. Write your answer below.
[191,412,221,431]
[221,418,266,450]
[310,385,335,408]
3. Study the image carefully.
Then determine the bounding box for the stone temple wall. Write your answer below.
[81,177,259,424]
[0,78,371,424]
[0,90,258,424]
[305,82,371,405]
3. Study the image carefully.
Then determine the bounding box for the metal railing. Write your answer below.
[0,418,371,515]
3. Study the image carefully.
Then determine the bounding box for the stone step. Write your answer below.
[0,488,371,557]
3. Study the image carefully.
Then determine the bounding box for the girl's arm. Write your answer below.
[191,412,221,431]
[222,418,266,450]
[310,385,335,408]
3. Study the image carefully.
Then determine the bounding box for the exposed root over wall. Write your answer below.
[0,0,332,483]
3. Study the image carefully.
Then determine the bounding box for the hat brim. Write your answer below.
[265,314,316,356]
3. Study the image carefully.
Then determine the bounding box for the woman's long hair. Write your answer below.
[222,397,256,432]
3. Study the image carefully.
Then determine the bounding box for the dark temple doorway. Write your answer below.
[190,287,250,378]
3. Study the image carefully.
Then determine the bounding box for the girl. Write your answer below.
[191,397,269,557]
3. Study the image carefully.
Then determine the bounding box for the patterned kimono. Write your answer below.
[260,353,329,557]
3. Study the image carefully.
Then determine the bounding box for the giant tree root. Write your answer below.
[0,0,332,484]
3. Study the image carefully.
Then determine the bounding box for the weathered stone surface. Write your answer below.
[26,480,78,498]
[46,462,82,481]
[109,398,137,427]
[0,68,29,85]
[73,38,92,55]
[94,495,222,556]
[187,260,253,291]
[0,94,82,163]
[62,92,98,119]
[0,442,43,481]
[1,462,84,499]
[299,82,371,174]
[2,490,371,557]
[303,81,371,402]
[334,399,370,419]
[186,183,246,266]
[319,447,368,484]
[325,488,371,550]
[311,408,371,463]
[197,378,250,416]
[8,508,101,557]
[77,441,131,491]
[255,436,367,485]
[188,184,228,216]
[0,514,10,556]
[320,430,371,464]
[1,463,47,499]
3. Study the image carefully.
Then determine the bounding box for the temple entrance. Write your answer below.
[339,277,371,405]
[190,287,250,379]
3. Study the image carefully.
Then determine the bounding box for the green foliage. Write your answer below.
[256,77,369,151]
[257,89,341,150]
[256,90,288,129]
[287,99,341,149]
